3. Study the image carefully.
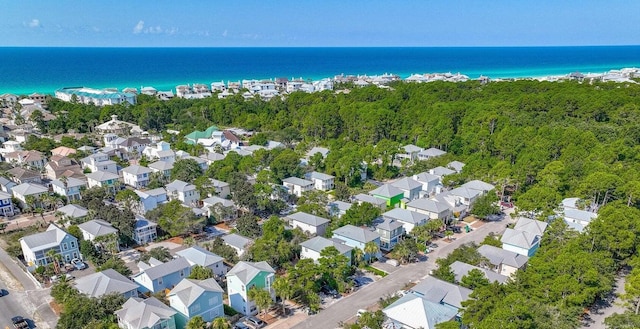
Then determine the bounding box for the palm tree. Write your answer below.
[186,315,208,329]
[272,276,294,315]
[364,241,379,264]
[247,287,273,318]
[210,317,231,329]
[46,249,61,274]
[182,236,196,247]
[25,195,36,216]
[445,230,454,241]
[352,248,365,267]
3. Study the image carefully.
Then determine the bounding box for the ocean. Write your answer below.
[1,46,640,95]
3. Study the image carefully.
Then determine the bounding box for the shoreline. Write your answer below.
[2,65,638,96]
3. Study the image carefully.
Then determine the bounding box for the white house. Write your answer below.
[116,297,177,329]
[209,179,230,198]
[133,215,158,245]
[391,177,423,201]
[417,147,447,161]
[122,165,152,189]
[304,171,335,191]
[413,172,441,196]
[81,152,118,174]
[477,245,529,277]
[0,191,15,217]
[56,87,136,106]
[12,183,48,208]
[382,208,429,234]
[202,196,237,221]
[405,198,452,221]
[77,219,119,251]
[176,246,227,279]
[286,212,330,236]
[222,234,253,257]
[74,269,139,299]
[148,161,174,178]
[165,180,200,207]
[86,170,120,192]
[300,236,353,265]
[282,177,313,197]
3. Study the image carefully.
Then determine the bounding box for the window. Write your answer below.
[158,277,163,285]
[62,243,68,250]
[241,285,245,291]
[70,241,76,248]
[209,297,216,306]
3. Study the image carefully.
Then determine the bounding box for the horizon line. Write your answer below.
[1,44,640,49]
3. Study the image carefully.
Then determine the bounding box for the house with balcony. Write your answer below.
[227,261,276,316]
[375,218,404,251]
[19,223,80,267]
[4,150,47,170]
[74,269,139,299]
[304,171,335,191]
[417,147,447,161]
[133,215,158,245]
[332,225,381,261]
[477,245,529,277]
[133,257,192,293]
[12,182,48,209]
[405,198,453,221]
[44,155,83,180]
[81,152,118,174]
[391,177,422,201]
[300,236,353,265]
[148,161,174,178]
[78,219,119,252]
[169,278,225,328]
[122,165,152,189]
[0,177,17,193]
[176,246,226,279]
[0,191,15,217]
[286,212,330,236]
[501,228,541,257]
[382,208,429,234]
[116,297,177,329]
[51,177,86,202]
[86,171,120,192]
[135,188,168,214]
[165,180,200,207]
[7,167,42,185]
[282,177,313,197]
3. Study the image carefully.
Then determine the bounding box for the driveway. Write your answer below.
[0,245,57,329]
[581,270,628,329]
[292,217,512,329]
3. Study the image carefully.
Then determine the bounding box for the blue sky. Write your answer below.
[2,1,639,47]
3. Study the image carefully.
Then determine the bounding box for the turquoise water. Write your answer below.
[0,46,639,95]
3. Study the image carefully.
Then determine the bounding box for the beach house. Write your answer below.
[51,177,86,202]
[0,191,15,217]
[74,269,139,299]
[369,184,405,207]
[133,215,158,245]
[282,177,314,197]
[19,224,80,267]
[286,212,330,236]
[122,165,152,189]
[332,225,381,260]
[116,297,177,329]
[176,246,227,279]
[227,261,276,316]
[133,257,192,293]
[168,278,225,328]
[300,236,353,265]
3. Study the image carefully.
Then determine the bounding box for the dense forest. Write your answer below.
[40,80,640,328]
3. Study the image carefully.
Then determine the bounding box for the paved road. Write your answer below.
[581,271,628,329]
[0,245,56,329]
[293,217,512,329]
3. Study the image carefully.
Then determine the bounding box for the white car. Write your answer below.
[71,258,87,270]
[357,309,367,317]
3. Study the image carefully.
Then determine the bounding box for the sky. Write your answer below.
[2,1,639,47]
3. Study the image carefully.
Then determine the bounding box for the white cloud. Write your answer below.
[222,30,228,38]
[27,19,41,28]
[133,20,144,34]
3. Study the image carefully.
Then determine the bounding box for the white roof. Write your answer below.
[85,170,119,182]
[461,180,495,192]
[300,236,353,255]
[513,217,548,237]
[383,208,429,224]
[383,293,458,329]
[227,261,275,285]
[12,183,48,196]
[78,219,118,238]
[176,246,224,268]
[333,225,380,244]
[287,212,330,227]
[20,224,74,251]
[501,228,539,249]
[282,177,313,186]
[74,269,139,298]
[115,297,177,329]
[122,165,152,175]
[449,261,509,284]
[55,204,88,218]
[168,278,223,307]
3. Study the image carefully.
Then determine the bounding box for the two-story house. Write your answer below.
[7,167,42,185]
[135,188,168,214]
[12,182,48,209]
[176,246,227,279]
[0,191,15,217]
[382,208,429,234]
[405,198,453,221]
[4,150,47,170]
[44,155,83,180]
[391,177,422,201]
[304,171,335,191]
[168,278,225,328]
[282,177,313,197]
[327,201,352,218]
[51,177,87,202]
[286,212,330,236]
[19,223,80,267]
[375,218,404,251]
[133,257,192,293]
[81,152,118,174]
[122,165,152,189]
[74,269,139,299]
[78,219,119,252]
[86,170,120,192]
[222,234,253,257]
[165,180,200,207]
[133,215,158,245]
[209,179,230,198]
[477,245,529,277]
[227,261,276,316]
[417,147,447,161]
[500,228,541,257]
[413,172,441,196]
[202,196,237,221]
[56,204,88,222]
[300,236,353,265]
[369,184,405,207]
[116,297,177,329]
[332,225,381,261]
[148,160,174,178]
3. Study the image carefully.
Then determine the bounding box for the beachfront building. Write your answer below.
[55,87,136,106]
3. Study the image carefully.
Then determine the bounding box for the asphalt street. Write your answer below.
[293,215,513,329]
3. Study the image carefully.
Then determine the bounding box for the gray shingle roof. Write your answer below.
[391,177,422,191]
[513,218,548,237]
[461,180,495,192]
[375,218,404,232]
[383,208,428,225]
[115,297,177,329]
[165,180,196,193]
[85,170,119,182]
[122,165,152,175]
[333,225,380,244]
[413,172,440,184]
[477,245,529,269]
[305,171,335,181]
[138,257,191,281]
[74,269,139,298]
[429,166,455,177]
[56,204,88,218]
[202,196,235,208]
[411,276,472,309]
[222,234,253,250]
[300,236,353,255]
[354,193,387,206]
[12,182,48,196]
[20,224,74,251]
[500,228,539,249]
[449,261,509,284]
[78,219,117,237]
[168,278,223,307]
[406,198,452,214]
[176,246,223,268]
[148,160,174,171]
[282,177,313,186]
[287,212,330,227]
[369,184,404,198]
[563,208,597,223]
[227,261,275,285]
[419,148,447,157]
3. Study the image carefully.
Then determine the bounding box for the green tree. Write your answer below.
[185,316,207,329]
[333,182,351,202]
[247,287,273,317]
[470,193,500,219]
[435,321,461,329]
[210,317,232,329]
[273,276,294,314]
[96,256,132,276]
[236,214,261,239]
[364,241,379,263]
[115,189,140,210]
[189,265,214,280]
[460,268,490,289]
[171,158,204,182]
[480,233,502,248]
[270,149,304,183]
[140,246,172,263]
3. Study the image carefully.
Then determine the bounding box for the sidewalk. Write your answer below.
[2,212,58,233]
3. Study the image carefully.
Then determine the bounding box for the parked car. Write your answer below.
[71,258,86,270]
[233,322,250,329]
[12,316,29,329]
[447,226,462,233]
[51,274,74,282]
[321,285,341,298]
[244,316,266,328]
[434,232,445,239]
[0,288,7,297]
[357,309,367,317]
